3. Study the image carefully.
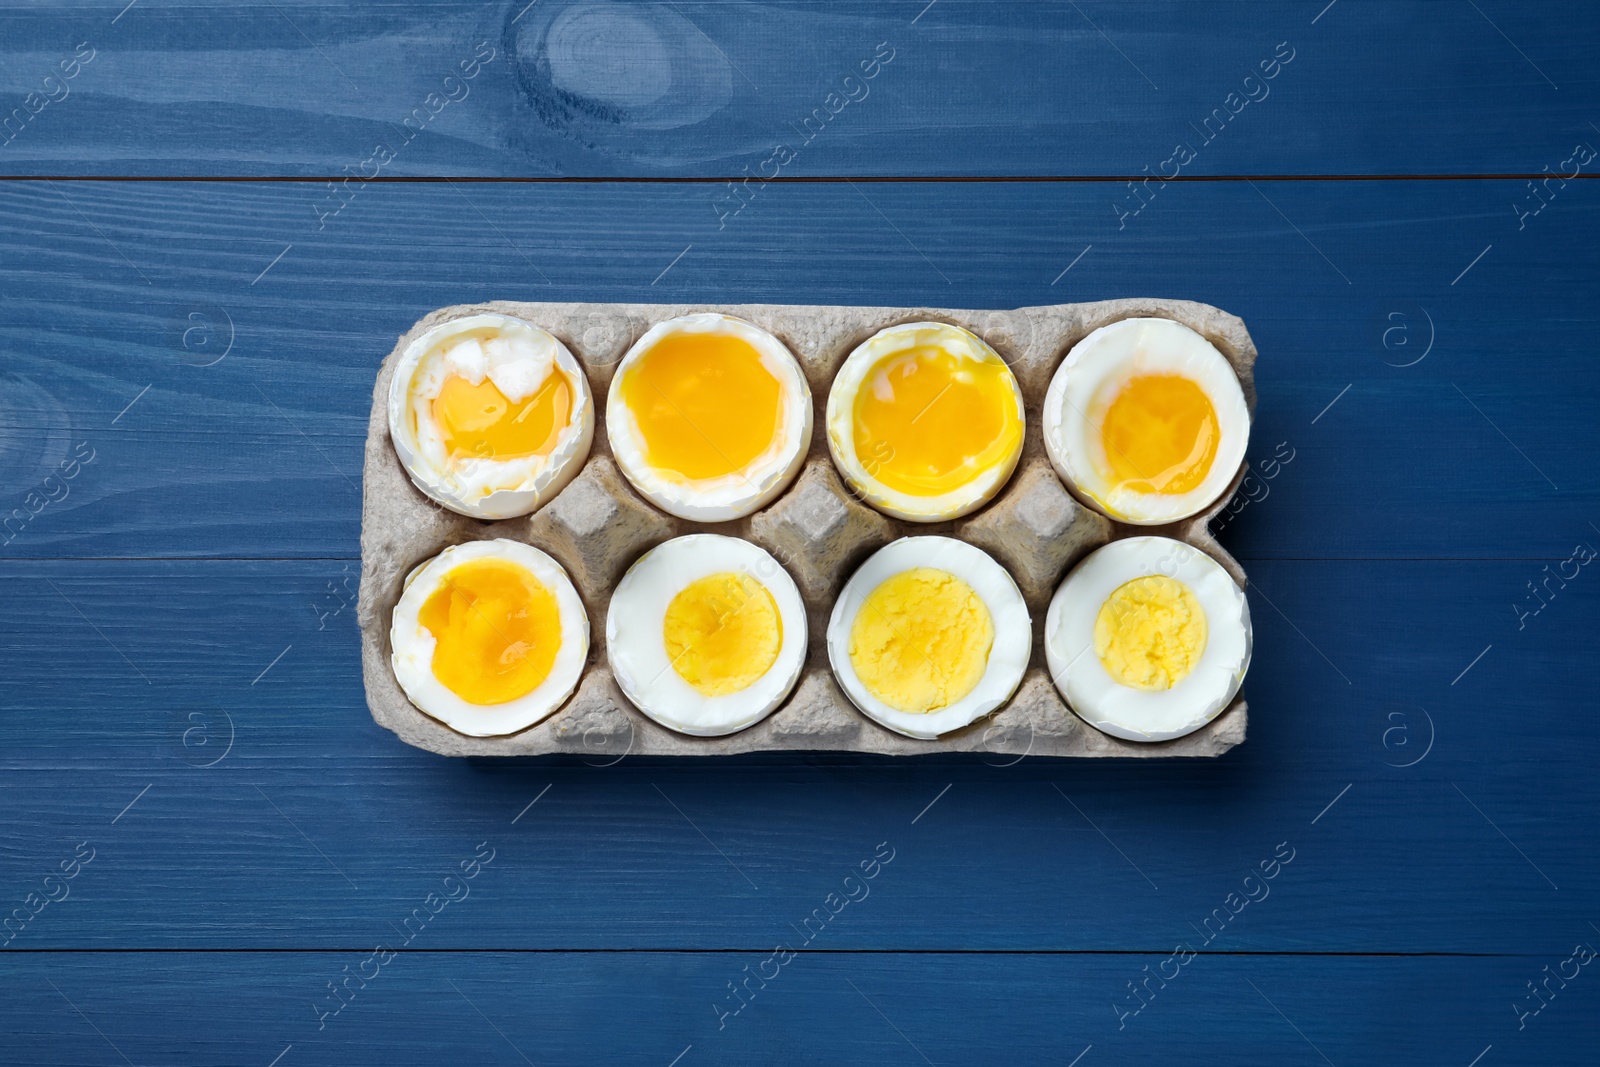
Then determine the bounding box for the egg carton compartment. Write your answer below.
[358,299,1257,759]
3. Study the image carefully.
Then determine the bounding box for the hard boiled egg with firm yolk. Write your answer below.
[390,539,589,737]
[1045,536,1251,742]
[828,536,1030,739]
[389,314,594,520]
[607,535,807,736]
[827,322,1025,522]
[1043,317,1249,525]
[607,314,811,521]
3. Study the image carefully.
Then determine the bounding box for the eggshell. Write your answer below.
[388,313,594,520]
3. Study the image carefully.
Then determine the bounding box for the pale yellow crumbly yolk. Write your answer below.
[1093,575,1208,691]
[1099,374,1219,496]
[418,559,562,704]
[433,370,572,462]
[663,572,782,696]
[848,567,994,713]
[852,346,1022,496]
[619,333,782,482]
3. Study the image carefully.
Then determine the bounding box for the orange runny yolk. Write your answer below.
[1099,374,1219,495]
[418,559,562,705]
[852,346,1022,496]
[618,333,782,482]
[432,369,572,462]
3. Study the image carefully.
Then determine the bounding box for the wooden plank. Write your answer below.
[0,558,1592,951]
[3,950,1594,1065]
[0,1,1595,178]
[0,178,1594,560]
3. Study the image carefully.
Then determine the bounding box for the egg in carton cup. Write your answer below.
[358,300,1257,759]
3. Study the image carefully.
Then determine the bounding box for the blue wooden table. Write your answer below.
[2,1,1597,1063]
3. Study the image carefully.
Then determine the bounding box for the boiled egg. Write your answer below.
[390,539,589,737]
[827,536,1030,739]
[827,322,1024,522]
[1045,535,1251,742]
[607,534,806,736]
[388,314,595,519]
[1043,317,1249,524]
[606,314,811,521]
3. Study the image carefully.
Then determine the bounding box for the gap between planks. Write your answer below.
[2,173,1598,184]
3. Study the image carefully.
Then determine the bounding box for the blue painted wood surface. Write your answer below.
[1,1,1597,178]
[1,179,1594,560]
[2,1,1598,1064]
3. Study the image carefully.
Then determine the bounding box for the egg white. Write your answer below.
[606,534,807,736]
[826,322,1025,522]
[1045,535,1251,742]
[827,536,1031,740]
[388,313,595,520]
[1042,317,1249,525]
[390,539,590,737]
[606,314,812,522]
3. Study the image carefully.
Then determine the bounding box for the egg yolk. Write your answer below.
[1099,374,1219,496]
[619,333,783,483]
[663,572,782,697]
[849,567,994,713]
[852,347,1022,497]
[1093,575,1208,691]
[433,369,572,462]
[418,559,562,705]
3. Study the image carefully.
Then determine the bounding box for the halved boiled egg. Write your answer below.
[827,536,1030,739]
[827,322,1024,522]
[388,314,595,520]
[1043,317,1249,525]
[390,539,589,736]
[607,535,806,736]
[1045,536,1251,742]
[607,314,811,521]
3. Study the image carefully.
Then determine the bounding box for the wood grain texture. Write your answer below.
[2,5,1597,1062]
[0,179,1594,561]
[0,1,1595,178]
[5,951,1598,1066]
[0,559,1592,952]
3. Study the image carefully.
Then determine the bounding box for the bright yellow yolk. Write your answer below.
[619,333,783,483]
[1099,374,1219,496]
[1094,575,1208,691]
[849,567,994,713]
[852,347,1022,496]
[433,370,572,462]
[663,572,782,697]
[418,559,562,705]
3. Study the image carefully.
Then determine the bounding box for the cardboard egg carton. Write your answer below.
[358,300,1256,759]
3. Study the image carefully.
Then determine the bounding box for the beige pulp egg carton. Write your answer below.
[358,299,1256,759]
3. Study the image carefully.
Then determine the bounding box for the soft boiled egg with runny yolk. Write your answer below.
[827,322,1024,522]
[1045,535,1251,742]
[607,535,807,736]
[390,539,589,737]
[388,314,594,520]
[828,537,1030,739]
[607,314,812,521]
[1043,317,1249,525]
